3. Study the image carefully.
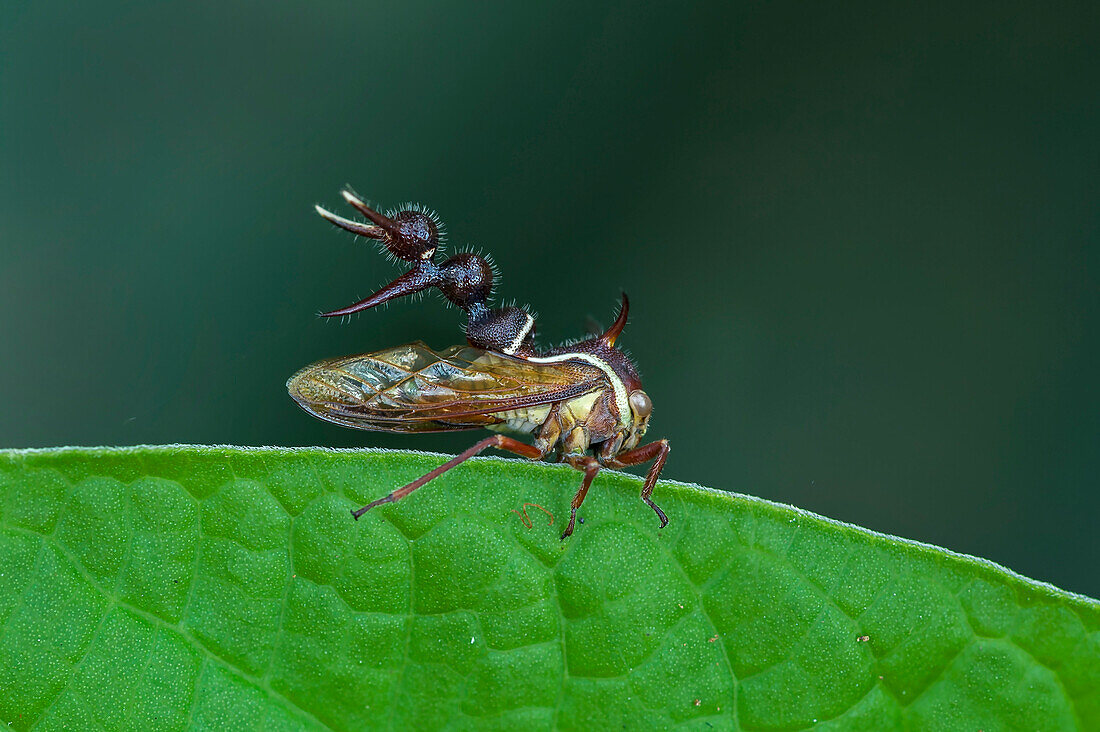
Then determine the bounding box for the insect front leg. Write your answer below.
[351,435,544,519]
[561,455,600,540]
[604,439,670,529]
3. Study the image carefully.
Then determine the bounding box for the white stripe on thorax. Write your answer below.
[502,313,535,355]
[525,351,629,421]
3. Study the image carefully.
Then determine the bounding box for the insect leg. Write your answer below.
[351,435,543,519]
[604,439,670,529]
[560,457,600,540]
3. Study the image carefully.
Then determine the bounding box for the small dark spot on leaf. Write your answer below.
[857,635,870,642]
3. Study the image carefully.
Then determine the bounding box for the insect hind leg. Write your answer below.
[351,435,543,519]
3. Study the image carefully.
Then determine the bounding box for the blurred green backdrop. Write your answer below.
[1,1,1096,596]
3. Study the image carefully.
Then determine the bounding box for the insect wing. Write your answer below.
[287,341,603,432]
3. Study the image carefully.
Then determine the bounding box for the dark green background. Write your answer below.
[2,2,1096,596]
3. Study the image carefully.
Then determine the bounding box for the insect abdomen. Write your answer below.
[488,405,553,435]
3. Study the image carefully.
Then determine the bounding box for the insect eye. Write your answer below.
[629,390,652,418]
[386,210,439,262]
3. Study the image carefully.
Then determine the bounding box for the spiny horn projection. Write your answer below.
[340,189,400,232]
[314,205,386,240]
[312,188,532,356]
[601,292,630,346]
[320,265,442,317]
[316,189,440,263]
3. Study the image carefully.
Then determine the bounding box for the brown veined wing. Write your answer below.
[287,341,606,433]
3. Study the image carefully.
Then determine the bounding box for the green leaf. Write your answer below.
[1,446,1096,730]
